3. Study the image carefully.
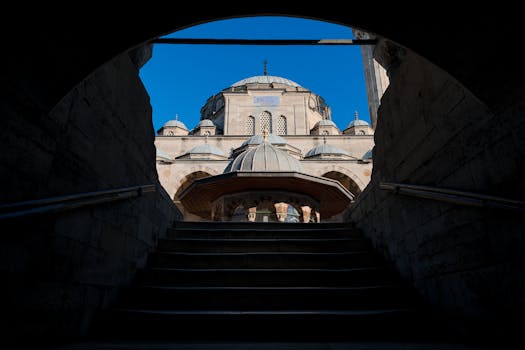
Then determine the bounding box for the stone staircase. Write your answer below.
[95,221,440,341]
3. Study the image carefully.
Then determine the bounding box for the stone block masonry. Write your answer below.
[0,47,179,341]
[350,46,525,338]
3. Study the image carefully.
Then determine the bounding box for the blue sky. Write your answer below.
[139,16,369,133]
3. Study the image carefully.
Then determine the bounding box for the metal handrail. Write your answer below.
[0,184,156,220]
[380,182,524,211]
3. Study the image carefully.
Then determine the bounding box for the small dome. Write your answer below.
[241,133,288,146]
[232,75,301,88]
[305,144,350,158]
[164,119,188,130]
[188,144,226,157]
[225,142,303,173]
[346,119,370,128]
[156,148,171,159]
[315,119,338,128]
[362,149,373,159]
[198,119,215,127]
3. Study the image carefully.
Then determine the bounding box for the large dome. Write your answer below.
[231,75,302,88]
[225,141,303,173]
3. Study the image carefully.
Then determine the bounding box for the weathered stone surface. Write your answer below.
[351,48,525,332]
[0,51,179,340]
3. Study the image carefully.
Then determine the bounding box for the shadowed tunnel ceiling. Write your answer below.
[2,8,522,115]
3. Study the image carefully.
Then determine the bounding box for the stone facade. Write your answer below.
[1,48,178,340]
[349,43,525,331]
[155,75,374,221]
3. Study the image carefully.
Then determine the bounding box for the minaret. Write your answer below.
[263,60,268,76]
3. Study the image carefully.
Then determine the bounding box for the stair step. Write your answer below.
[95,307,432,341]
[168,227,359,239]
[158,238,369,253]
[116,285,410,310]
[136,267,396,287]
[172,221,353,230]
[147,251,380,268]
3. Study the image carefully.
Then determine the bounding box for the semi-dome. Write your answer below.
[315,119,338,128]
[156,148,171,159]
[241,133,288,146]
[305,144,351,158]
[164,119,188,130]
[188,144,226,157]
[232,75,301,88]
[225,139,303,173]
[197,119,215,127]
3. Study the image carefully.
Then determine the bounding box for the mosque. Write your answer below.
[154,71,375,222]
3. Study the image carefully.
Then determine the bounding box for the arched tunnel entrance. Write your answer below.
[2,9,524,345]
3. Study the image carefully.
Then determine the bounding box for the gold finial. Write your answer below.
[263,127,269,142]
[263,60,268,76]
[354,111,359,121]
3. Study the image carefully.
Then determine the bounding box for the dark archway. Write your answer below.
[2,9,524,343]
[322,171,361,197]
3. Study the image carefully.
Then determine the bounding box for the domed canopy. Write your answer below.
[305,144,351,158]
[315,119,338,128]
[241,133,288,146]
[226,141,303,173]
[164,119,188,130]
[197,119,215,127]
[188,144,226,157]
[232,75,301,88]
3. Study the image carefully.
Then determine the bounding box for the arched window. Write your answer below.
[322,130,329,135]
[260,111,272,133]
[246,116,255,135]
[277,115,287,135]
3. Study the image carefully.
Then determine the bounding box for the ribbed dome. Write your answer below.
[164,119,188,130]
[346,119,370,128]
[232,75,301,88]
[197,119,215,127]
[241,133,288,146]
[225,142,303,173]
[315,119,338,128]
[305,144,350,158]
[188,144,226,157]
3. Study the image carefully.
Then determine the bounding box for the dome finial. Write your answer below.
[263,59,268,76]
[176,113,179,121]
[263,127,269,142]
[354,111,359,121]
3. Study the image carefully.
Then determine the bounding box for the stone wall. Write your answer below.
[0,48,180,341]
[350,46,525,335]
